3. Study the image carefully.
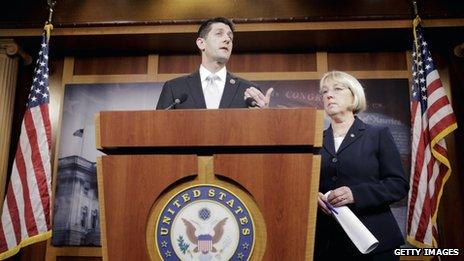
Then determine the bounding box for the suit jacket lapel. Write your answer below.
[336,117,365,154]
[323,127,337,157]
[219,72,239,108]
[187,71,207,109]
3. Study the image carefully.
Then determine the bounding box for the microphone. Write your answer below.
[164,93,188,110]
[245,97,259,108]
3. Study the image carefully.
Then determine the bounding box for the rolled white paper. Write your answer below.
[331,205,379,254]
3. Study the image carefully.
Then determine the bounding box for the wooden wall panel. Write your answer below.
[73,56,148,75]
[9,241,47,261]
[228,53,316,72]
[214,154,317,260]
[56,257,101,261]
[158,54,200,74]
[100,155,198,260]
[49,58,64,168]
[327,52,407,71]
[158,53,317,74]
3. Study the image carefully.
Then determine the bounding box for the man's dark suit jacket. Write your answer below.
[315,117,409,258]
[156,71,255,109]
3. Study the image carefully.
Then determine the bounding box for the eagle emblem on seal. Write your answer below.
[182,217,228,254]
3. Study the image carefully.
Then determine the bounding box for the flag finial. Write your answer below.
[47,0,56,24]
[44,0,56,42]
[412,1,419,17]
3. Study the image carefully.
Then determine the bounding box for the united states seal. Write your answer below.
[155,185,255,260]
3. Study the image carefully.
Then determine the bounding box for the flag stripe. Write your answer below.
[429,113,456,139]
[38,106,52,229]
[430,164,447,214]
[425,78,441,96]
[40,106,52,150]
[4,184,21,248]
[17,118,39,237]
[0,201,17,250]
[411,142,431,240]
[414,147,436,241]
[407,107,426,232]
[0,214,7,250]
[427,96,450,119]
[39,105,52,230]
[11,144,31,240]
[24,108,49,232]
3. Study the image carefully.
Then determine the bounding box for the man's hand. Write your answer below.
[245,87,274,108]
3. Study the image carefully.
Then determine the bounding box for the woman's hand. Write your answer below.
[327,186,354,207]
[317,192,332,215]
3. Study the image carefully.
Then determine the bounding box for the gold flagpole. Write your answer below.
[412,1,420,66]
[44,0,56,42]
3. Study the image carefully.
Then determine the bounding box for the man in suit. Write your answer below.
[156,17,273,109]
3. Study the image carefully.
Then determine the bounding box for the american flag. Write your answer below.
[0,32,52,259]
[406,17,457,248]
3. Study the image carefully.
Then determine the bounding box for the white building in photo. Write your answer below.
[52,156,100,246]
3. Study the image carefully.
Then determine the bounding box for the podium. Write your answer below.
[96,108,323,260]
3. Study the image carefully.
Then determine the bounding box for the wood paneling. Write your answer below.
[158,53,316,74]
[0,42,19,202]
[214,154,318,260]
[73,56,148,75]
[46,247,102,261]
[228,53,316,72]
[49,58,64,168]
[99,155,197,260]
[96,109,321,149]
[327,52,407,71]
[158,54,200,74]
[57,257,101,261]
[5,241,47,261]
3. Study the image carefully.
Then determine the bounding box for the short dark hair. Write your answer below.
[197,17,235,39]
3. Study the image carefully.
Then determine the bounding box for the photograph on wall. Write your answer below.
[52,78,410,246]
[51,83,163,246]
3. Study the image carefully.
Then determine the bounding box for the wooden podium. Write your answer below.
[96,108,323,261]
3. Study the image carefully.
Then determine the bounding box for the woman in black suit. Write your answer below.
[314,71,409,261]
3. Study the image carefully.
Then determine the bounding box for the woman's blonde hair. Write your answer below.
[319,70,366,114]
